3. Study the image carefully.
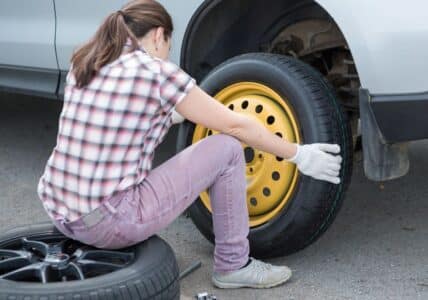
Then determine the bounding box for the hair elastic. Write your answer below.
[117,10,126,18]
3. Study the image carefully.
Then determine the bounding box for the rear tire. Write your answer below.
[177,53,353,258]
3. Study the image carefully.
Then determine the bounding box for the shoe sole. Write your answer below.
[212,272,292,289]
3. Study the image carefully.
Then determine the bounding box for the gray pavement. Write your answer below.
[0,92,427,300]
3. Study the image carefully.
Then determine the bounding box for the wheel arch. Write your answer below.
[180,0,365,85]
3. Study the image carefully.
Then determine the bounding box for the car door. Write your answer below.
[0,0,58,97]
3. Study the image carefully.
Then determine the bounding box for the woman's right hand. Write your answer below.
[288,143,342,184]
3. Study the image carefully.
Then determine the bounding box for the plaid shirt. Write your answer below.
[37,47,196,222]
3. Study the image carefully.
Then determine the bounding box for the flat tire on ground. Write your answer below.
[0,223,180,299]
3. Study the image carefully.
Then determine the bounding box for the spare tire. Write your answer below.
[177,53,353,258]
[0,222,179,300]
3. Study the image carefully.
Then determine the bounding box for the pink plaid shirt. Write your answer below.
[37,47,196,222]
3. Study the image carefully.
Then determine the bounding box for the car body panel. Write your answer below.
[0,0,57,69]
[0,0,58,95]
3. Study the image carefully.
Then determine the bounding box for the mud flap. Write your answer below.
[359,89,409,181]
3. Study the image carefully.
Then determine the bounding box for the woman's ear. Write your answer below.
[155,27,164,46]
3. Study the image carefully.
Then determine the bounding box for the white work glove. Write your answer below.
[288,143,342,184]
[171,108,185,124]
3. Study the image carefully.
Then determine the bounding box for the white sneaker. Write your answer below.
[212,258,292,289]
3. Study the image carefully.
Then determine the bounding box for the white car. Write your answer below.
[1,0,427,258]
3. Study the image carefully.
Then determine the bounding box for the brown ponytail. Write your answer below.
[71,0,173,88]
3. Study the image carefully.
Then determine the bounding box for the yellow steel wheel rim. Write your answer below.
[192,82,301,227]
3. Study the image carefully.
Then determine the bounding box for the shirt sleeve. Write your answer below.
[157,60,196,112]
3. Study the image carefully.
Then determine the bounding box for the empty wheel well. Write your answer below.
[182,0,360,134]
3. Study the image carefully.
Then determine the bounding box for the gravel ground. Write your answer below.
[0,93,427,300]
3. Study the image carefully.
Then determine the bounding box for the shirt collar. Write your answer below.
[124,37,147,53]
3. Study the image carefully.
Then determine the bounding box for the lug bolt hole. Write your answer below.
[267,116,275,125]
[272,172,280,181]
[256,105,263,113]
[242,100,249,109]
[250,197,258,206]
[229,104,234,110]
[263,188,271,197]
[276,132,283,138]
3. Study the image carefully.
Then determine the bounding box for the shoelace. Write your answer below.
[247,259,276,283]
[250,258,273,272]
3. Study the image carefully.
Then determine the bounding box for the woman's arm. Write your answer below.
[175,85,342,184]
[175,86,297,159]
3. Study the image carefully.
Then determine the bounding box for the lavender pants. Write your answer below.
[52,133,250,273]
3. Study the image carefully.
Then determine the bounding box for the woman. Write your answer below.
[37,0,342,289]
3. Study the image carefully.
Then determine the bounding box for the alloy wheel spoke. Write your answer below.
[0,262,45,282]
[0,249,27,258]
[39,265,48,284]
[51,239,68,253]
[77,258,123,271]
[66,262,85,280]
[22,238,49,257]
[80,249,134,263]
[0,257,31,272]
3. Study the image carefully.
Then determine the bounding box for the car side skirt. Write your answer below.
[0,65,60,99]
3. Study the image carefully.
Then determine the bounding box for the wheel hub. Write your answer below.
[44,253,70,270]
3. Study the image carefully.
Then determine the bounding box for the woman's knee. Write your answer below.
[213,134,244,160]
